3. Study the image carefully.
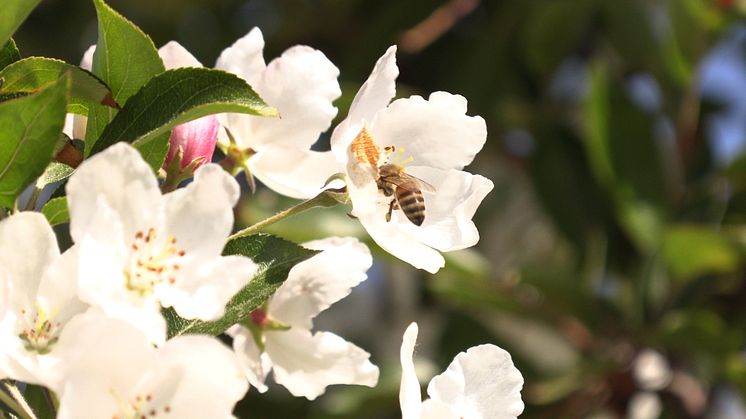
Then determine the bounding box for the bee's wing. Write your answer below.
[416,178,436,193]
[389,173,436,193]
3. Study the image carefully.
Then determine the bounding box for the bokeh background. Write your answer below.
[15,0,746,417]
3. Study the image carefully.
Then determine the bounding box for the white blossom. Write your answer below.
[66,143,258,344]
[632,348,672,391]
[329,46,494,273]
[55,311,247,419]
[0,212,87,390]
[215,27,344,198]
[400,322,524,419]
[228,237,379,399]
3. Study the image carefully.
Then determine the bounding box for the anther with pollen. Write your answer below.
[125,228,187,296]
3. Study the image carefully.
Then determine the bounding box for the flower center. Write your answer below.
[382,145,413,167]
[124,228,186,297]
[349,126,414,174]
[111,391,172,419]
[17,302,62,354]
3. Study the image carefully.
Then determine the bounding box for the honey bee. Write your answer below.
[377,163,435,226]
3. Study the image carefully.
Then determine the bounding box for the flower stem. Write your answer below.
[228,188,345,240]
[0,382,36,419]
[24,188,42,211]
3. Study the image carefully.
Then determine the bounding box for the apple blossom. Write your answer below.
[66,143,258,344]
[329,46,494,273]
[399,322,524,419]
[0,212,87,390]
[215,27,344,198]
[228,237,379,400]
[54,311,247,419]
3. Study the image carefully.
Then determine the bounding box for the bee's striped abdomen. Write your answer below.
[396,188,426,226]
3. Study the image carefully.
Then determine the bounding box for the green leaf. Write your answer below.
[0,57,116,115]
[22,384,55,419]
[90,67,278,157]
[0,0,43,47]
[165,234,318,338]
[0,38,21,71]
[583,63,667,251]
[0,74,69,208]
[40,197,69,226]
[135,133,170,172]
[662,225,740,280]
[36,161,74,189]
[85,0,165,154]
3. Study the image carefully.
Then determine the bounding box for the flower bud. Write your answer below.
[164,115,220,171]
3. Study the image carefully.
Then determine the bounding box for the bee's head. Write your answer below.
[378,163,402,177]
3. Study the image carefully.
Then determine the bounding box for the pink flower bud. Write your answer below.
[164,115,220,171]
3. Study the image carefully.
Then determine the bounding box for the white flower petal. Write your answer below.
[97,297,167,346]
[370,92,487,170]
[67,143,161,243]
[55,311,156,404]
[159,41,203,69]
[158,255,257,321]
[0,212,59,303]
[63,112,88,140]
[0,216,87,389]
[57,374,121,419]
[62,113,75,138]
[80,44,95,71]
[163,164,239,258]
[159,335,248,419]
[401,167,494,252]
[426,344,524,419]
[249,147,343,199]
[12,246,88,390]
[360,213,445,273]
[235,45,340,149]
[331,46,398,160]
[346,157,382,217]
[0,272,10,319]
[421,399,460,419]
[215,27,267,87]
[57,312,244,419]
[266,328,379,400]
[37,246,87,320]
[269,237,372,328]
[400,322,423,419]
[229,325,271,393]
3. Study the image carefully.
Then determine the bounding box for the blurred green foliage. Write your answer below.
[16,0,746,417]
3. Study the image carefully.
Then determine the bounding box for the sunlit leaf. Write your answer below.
[0,57,116,115]
[0,74,68,208]
[90,68,277,160]
[40,197,69,226]
[0,38,20,71]
[84,0,164,154]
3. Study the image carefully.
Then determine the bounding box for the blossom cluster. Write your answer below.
[1,25,522,419]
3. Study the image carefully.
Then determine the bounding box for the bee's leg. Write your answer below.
[385,199,397,222]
